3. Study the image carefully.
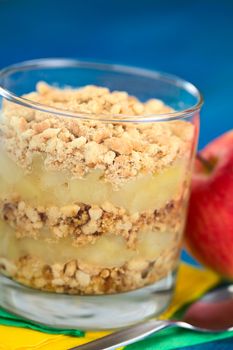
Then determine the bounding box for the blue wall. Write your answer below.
[0,0,232,148]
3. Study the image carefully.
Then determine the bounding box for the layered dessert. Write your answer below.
[0,83,195,294]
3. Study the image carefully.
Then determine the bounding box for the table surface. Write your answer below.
[0,0,232,349]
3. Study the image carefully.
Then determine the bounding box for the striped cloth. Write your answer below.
[0,263,232,350]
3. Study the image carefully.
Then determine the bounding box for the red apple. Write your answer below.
[185,130,233,279]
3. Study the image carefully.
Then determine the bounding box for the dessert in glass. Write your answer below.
[0,59,202,329]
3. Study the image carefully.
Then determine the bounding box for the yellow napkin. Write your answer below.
[0,263,220,350]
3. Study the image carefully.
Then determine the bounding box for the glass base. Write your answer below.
[0,271,176,330]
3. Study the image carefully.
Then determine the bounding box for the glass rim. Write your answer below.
[0,58,204,123]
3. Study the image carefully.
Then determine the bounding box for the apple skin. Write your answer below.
[185,130,233,279]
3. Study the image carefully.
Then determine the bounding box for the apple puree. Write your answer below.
[0,151,187,212]
[0,220,182,294]
[0,220,175,267]
[0,83,194,294]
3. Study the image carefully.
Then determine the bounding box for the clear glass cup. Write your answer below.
[0,59,203,329]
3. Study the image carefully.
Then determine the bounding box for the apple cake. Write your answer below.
[0,83,195,294]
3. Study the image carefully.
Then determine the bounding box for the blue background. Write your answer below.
[0,0,232,148]
[0,0,232,348]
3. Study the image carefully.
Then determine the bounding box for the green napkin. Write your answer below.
[0,307,84,336]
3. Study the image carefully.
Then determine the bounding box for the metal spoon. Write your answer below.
[69,285,233,350]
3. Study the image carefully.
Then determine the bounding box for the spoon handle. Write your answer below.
[68,320,171,350]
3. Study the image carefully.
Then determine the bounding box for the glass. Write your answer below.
[0,59,203,329]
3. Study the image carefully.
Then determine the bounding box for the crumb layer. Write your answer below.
[0,83,194,187]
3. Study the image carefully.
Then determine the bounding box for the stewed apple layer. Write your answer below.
[0,219,182,294]
[0,220,178,268]
[0,151,187,213]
